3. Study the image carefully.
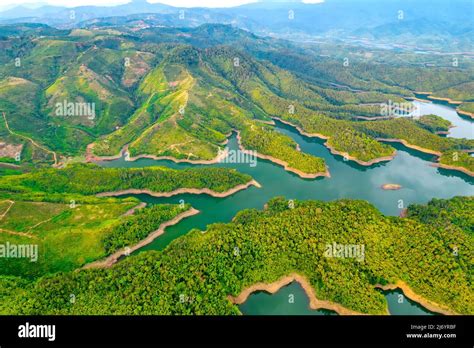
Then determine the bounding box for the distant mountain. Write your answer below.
[0,0,472,48]
[0,0,172,26]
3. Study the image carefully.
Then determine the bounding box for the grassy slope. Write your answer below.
[0,77,57,165]
[0,196,138,278]
[0,161,255,279]
[1,26,472,173]
[92,46,327,174]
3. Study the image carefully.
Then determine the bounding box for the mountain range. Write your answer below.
[0,0,472,51]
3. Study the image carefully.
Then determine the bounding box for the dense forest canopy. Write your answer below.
[0,196,472,315]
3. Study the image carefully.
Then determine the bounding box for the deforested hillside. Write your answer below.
[0,23,472,175]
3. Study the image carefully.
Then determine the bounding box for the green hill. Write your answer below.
[0,23,472,175]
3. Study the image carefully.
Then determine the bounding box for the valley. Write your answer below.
[0,2,472,320]
[97,102,473,254]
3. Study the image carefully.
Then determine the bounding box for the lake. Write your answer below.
[412,99,473,139]
[99,100,472,315]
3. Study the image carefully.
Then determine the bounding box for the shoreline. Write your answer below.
[414,91,463,105]
[127,147,229,164]
[377,139,474,175]
[87,143,229,165]
[376,138,442,156]
[229,274,459,316]
[405,96,433,103]
[273,117,473,176]
[235,131,330,179]
[273,117,331,140]
[432,163,474,177]
[375,281,459,315]
[427,95,463,105]
[95,179,262,199]
[273,117,396,166]
[325,142,396,166]
[83,207,200,269]
[354,115,394,121]
[412,92,474,119]
[456,108,474,120]
[228,273,365,315]
[411,92,474,120]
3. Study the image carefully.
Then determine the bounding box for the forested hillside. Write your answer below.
[0,163,255,278]
[1,23,472,175]
[1,196,471,315]
[0,163,254,195]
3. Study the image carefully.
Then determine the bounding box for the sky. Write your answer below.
[0,0,324,10]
